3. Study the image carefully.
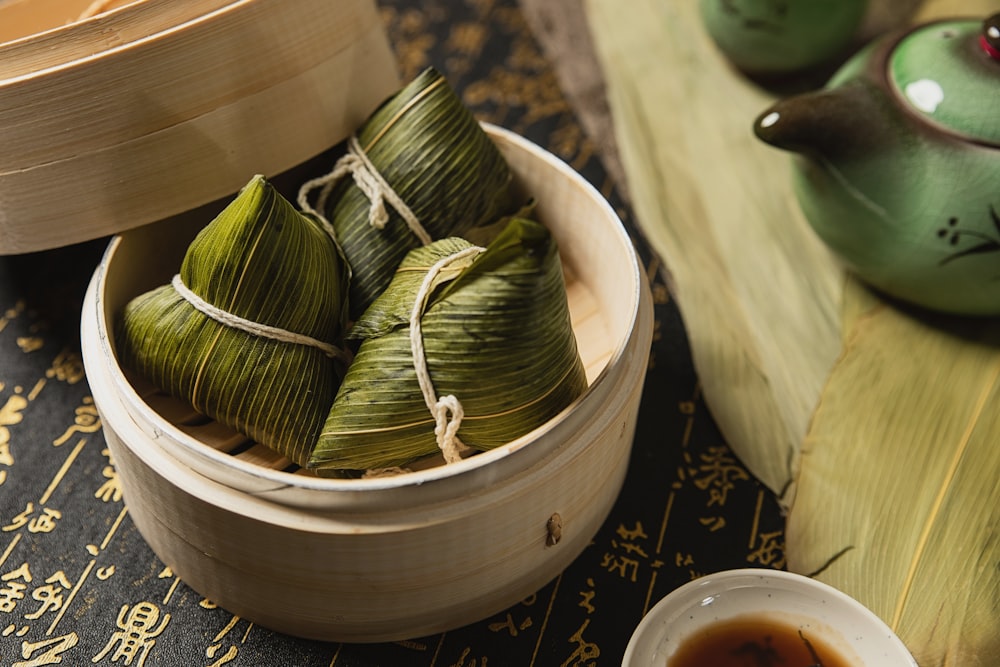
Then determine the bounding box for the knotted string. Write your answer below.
[171,275,347,362]
[297,135,432,246]
[409,246,485,463]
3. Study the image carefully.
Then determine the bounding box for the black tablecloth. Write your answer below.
[0,1,785,664]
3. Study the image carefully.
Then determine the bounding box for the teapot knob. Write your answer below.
[982,13,1000,60]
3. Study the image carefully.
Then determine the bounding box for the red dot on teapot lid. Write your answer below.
[983,14,1000,60]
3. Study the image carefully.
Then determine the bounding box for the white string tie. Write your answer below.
[409,246,485,463]
[297,135,432,246]
[171,274,346,361]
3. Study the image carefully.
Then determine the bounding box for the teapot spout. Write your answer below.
[753,82,881,161]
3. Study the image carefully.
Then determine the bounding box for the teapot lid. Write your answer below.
[888,15,1000,146]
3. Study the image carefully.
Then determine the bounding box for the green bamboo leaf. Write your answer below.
[117,175,349,466]
[309,218,587,473]
[317,67,519,320]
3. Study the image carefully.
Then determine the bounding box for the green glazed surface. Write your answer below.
[889,20,1000,144]
[699,0,868,74]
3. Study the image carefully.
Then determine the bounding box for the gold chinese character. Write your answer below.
[561,618,600,666]
[448,646,488,667]
[0,394,28,468]
[53,397,101,446]
[615,522,648,542]
[0,563,33,613]
[4,504,63,534]
[699,516,727,532]
[0,301,26,334]
[748,530,786,569]
[0,395,25,427]
[599,552,641,582]
[95,459,122,503]
[0,581,28,613]
[14,632,80,667]
[205,613,245,667]
[693,446,750,507]
[93,601,170,667]
[24,571,71,620]
[45,350,85,385]
[487,611,532,637]
[578,578,596,614]
[16,337,43,354]
[28,508,61,534]
[602,521,650,581]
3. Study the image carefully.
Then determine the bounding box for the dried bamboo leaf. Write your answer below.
[309,218,587,473]
[586,1,1000,665]
[789,307,1000,666]
[583,0,991,504]
[316,67,518,320]
[840,274,882,340]
[117,176,348,466]
[585,0,843,499]
[912,0,1000,22]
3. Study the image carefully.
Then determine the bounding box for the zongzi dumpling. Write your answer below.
[299,67,519,320]
[308,217,588,474]
[117,175,349,466]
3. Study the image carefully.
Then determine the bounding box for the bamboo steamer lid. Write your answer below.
[0,0,233,62]
[0,0,400,254]
[80,125,655,640]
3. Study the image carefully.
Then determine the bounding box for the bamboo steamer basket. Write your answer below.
[80,124,655,642]
[0,0,399,254]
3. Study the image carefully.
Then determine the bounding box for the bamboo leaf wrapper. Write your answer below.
[313,67,518,320]
[309,218,588,473]
[116,176,348,467]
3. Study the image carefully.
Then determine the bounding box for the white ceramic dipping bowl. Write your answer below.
[624,568,918,666]
[81,125,654,642]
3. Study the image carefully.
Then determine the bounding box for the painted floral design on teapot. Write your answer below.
[754,13,1000,315]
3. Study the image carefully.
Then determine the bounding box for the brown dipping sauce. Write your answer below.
[668,614,856,667]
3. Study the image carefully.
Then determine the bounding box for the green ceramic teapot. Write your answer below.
[754,13,1000,315]
[700,0,869,75]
